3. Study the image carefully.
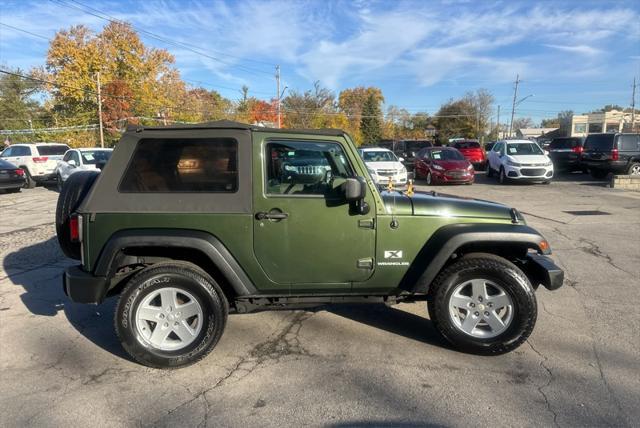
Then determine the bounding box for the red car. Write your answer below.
[415,147,475,185]
[452,140,487,170]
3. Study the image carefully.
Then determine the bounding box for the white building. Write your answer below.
[571,110,639,137]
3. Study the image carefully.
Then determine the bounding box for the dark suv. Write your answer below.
[383,140,434,171]
[547,137,585,172]
[580,133,640,178]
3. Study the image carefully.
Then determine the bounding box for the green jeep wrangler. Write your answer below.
[56,121,563,368]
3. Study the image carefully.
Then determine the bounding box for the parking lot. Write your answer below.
[1,174,638,427]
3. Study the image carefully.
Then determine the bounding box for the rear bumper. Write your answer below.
[63,265,108,304]
[580,160,627,173]
[524,254,564,290]
[0,178,25,189]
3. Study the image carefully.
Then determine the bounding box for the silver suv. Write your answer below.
[0,143,69,188]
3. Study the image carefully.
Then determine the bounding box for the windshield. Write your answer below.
[431,149,465,160]
[36,145,69,156]
[362,151,398,162]
[81,150,112,164]
[505,143,543,156]
[549,138,581,149]
[584,134,615,151]
[454,141,480,149]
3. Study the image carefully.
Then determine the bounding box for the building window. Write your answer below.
[588,123,602,133]
[605,123,619,133]
[120,138,238,192]
[573,123,586,133]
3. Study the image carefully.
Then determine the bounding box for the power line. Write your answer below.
[0,22,50,40]
[50,0,274,78]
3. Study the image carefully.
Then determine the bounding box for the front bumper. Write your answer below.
[432,169,474,183]
[371,172,408,185]
[63,265,108,304]
[504,164,553,181]
[523,254,564,290]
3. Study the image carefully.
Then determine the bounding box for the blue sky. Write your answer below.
[1,0,639,124]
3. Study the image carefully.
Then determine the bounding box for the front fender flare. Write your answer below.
[400,223,550,294]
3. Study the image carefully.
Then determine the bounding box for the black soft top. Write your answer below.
[125,120,346,137]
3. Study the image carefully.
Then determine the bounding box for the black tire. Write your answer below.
[56,173,63,192]
[543,180,551,185]
[486,166,493,178]
[55,170,99,259]
[499,167,508,184]
[6,187,21,193]
[627,162,640,176]
[426,171,433,185]
[427,253,537,355]
[22,168,36,189]
[115,261,228,369]
[589,169,608,179]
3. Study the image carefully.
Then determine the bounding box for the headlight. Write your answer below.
[400,167,407,174]
[432,164,445,171]
[544,161,553,167]
[506,159,521,167]
[467,164,474,170]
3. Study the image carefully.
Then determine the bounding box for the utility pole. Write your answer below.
[96,72,104,148]
[509,74,520,137]
[632,77,636,132]
[496,105,501,139]
[275,65,281,128]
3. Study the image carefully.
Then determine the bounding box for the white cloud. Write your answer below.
[544,44,602,56]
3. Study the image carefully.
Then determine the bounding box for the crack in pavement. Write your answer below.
[577,238,633,276]
[149,311,315,427]
[526,340,560,428]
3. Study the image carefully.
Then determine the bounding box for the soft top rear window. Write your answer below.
[584,134,615,151]
[453,141,480,149]
[549,138,581,149]
[36,145,69,156]
[120,138,238,193]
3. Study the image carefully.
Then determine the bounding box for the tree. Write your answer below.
[558,110,573,137]
[282,81,335,129]
[435,99,476,143]
[0,68,46,131]
[463,89,494,139]
[338,86,384,141]
[360,92,382,146]
[248,99,278,124]
[511,117,534,132]
[540,117,560,128]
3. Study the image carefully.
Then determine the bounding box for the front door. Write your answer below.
[253,138,376,288]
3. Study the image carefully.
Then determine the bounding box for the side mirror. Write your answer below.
[96,160,107,170]
[345,176,367,201]
[68,159,77,167]
[544,150,550,156]
[398,157,405,162]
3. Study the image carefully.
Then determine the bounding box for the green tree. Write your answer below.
[0,68,46,132]
[435,99,476,143]
[360,92,382,146]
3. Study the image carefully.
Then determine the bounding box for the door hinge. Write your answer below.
[358,218,375,229]
[357,257,374,270]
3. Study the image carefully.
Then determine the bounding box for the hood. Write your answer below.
[380,190,512,220]
[366,161,405,171]
[433,159,471,170]
[507,154,549,164]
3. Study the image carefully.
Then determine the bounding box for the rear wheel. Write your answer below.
[628,162,640,176]
[115,262,228,369]
[428,253,537,355]
[22,168,36,189]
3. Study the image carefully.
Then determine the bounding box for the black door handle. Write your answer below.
[255,211,289,221]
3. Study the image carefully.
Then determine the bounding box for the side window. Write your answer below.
[120,138,238,193]
[1,147,12,157]
[13,146,30,156]
[71,151,81,165]
[62,151,72,162]
[617,135,639,152]
[265,141,353,196]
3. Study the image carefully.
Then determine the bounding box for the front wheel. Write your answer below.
[499,167,508,184]
[486,166,493,178]
[426,171,433,185]
[23,169,36,189]
[115,262,228,369]
[428,253,537,355]
[628,162,640,176]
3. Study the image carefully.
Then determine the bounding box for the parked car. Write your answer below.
[487,140,554,184]
[415,147,474,185]
[0,142,70,188]
[377,140,433,171]
[547,137,585,172]
[451,140,487,170]
[55,148,113,190]
[56,121,563,368]
[580,133,640,178]
[0,159,25,193]
[358,147,408,186]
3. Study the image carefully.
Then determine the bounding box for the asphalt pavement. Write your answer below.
[0,173,638,427]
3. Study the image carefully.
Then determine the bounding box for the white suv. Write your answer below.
[358,147,408,186]
[55,148,113,189]
[487,140,553,184]
[0,143,70,188]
